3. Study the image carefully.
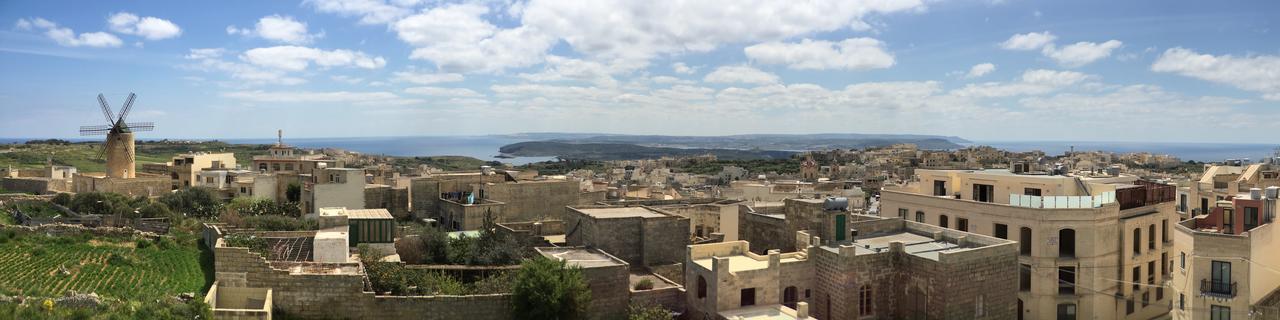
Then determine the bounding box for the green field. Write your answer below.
[0,232,209,299]
[0,141,268,173]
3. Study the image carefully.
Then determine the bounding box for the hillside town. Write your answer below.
[4,130,1280,320]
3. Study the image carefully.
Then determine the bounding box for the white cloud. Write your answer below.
[222,90,404,103]
[1042,40,1122,67]
[703,66,779,85]
[966,63,995,78]
[108,12,182,40]
[185,48,226,60]
[228,15,322,45]
[517,56,638,87]
[672,62,697,75]
[305,0,416,25]
[951,69,1094,98]
[241,46,386,71]
[1152,47,1280,101]
[394,3,555,73]
[744,38,895,71]
[392,70,465,84]
[1000,31,1056,50]
[404,86,483,97]
[16,17,122,48]
[331,75,365,84]
[1001,31,1121,67]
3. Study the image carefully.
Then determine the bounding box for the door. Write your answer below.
[835,214,847,241]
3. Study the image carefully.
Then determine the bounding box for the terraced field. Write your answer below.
[0,237,207,299]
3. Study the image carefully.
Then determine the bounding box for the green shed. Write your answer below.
[346,208,395,246]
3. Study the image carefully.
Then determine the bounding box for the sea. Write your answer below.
[3,136,1276,164]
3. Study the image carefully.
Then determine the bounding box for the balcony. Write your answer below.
[1200,279,1237,298]
[1117,180,1176,210]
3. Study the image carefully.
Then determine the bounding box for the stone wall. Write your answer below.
[364,185,410,219]
[641,215,690,266]
[579,261,630,320]
[566,206,689,267]
[1,177,57,194]
[73,174,170,198]
[214,238,516,320]
[630,286,685,314]
[484,180,579,222]
[737,210,790,253]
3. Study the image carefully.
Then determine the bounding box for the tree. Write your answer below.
[511,257,591,320]
[159,187,223,218]
[628,304,672,320]
[285,183,302,203]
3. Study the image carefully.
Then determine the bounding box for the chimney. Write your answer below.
[796,302,810,318]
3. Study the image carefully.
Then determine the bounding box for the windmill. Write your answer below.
[79,93,154,179]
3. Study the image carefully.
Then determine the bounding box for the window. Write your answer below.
[939,215,949,228]
[859,284,873,316]
[272,163,281,171]
[697,276,707,298]
[1210,305,1230,320]
[1201,198,1209,214]
[957,218,969,232]
[1142,292,1149,307]
[805,289,810,298]
[740,288,756,307]
[1024,188,1042,196]
[1181,252,1186,269]
[1179,294,1184,310]
[1020,264,1031,291]
[1132,266,1141,292]
[1018,299,1024,320]
[915,211,925,223]
[1179,194,1188,212]
[975,295,985,317]
[258,163,268,172]
[1157,287,1163,301]
[1245,207,1260,231]
[240,187,247,193]
[1133,228,1141,255]
[1211,261,1232,295]
[1223,208,1235,234]
[1059,229,1076,258]
[933,180,947,196]
[995,224,1008,239]
[899,208,908,219]
[1058,267,1075,295]
[1162,252,1168,275]
[1149,224,1156,250]
[1020,227,1032,256]
[974,184,995,202]
[1056,303,1077,320]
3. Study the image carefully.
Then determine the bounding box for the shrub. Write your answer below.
[511,257,591,320]
[633,279,654,290]
[628,303,672,320]
[159,187,223,218]
[240,215,316,231]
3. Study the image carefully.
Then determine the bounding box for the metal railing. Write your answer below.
[1200,279,1237,298]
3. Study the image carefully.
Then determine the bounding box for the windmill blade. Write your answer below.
[124,122,154,132]
[115,93,136,125]
[97,94,116,125]
[80,125,113,136]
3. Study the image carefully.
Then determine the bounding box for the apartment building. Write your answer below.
[880,168,1177,320]
[170,152,236,189]
[685,216,1017,320]
[1179,164,1280,217]
[1171,187,1280,320]
[301,167,365,214]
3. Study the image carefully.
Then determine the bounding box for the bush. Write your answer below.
[51,193,72,206]
[628,303,672,320]
[240,215,316,231]
[633,279,654,290]
[511,257,591,320]
[159,187,223,218]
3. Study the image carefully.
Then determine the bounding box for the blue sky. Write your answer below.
[0,0,1277,142]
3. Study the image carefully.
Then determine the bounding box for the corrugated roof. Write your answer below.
[346,208,393,220]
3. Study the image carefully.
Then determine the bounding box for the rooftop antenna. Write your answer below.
[277,129,283,147]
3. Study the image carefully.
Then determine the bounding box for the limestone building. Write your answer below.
[1171,188,1280,320]
[302,167,365,214]
[1178,163,1280,217]
[410,171,581,229]
[685,216,1018,320]
[564,206,690,268]
[170,152,236,189]
[880,168,1178,320]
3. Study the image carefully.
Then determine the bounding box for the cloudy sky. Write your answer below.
[1,0,1277,141]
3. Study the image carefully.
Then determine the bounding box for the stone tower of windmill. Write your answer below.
[80,93,154,179]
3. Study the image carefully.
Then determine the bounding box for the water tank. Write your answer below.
[1267,186,1280,199]
[824,197,849,211]
[1251,188,1264,200]
[480,165,493,175]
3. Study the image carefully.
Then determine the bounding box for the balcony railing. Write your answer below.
[1200,279,1237,298]
[1118,181,1176,210]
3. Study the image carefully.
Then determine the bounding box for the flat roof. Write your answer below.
[576,207,666,219]
[692,254,804,273]
[346,208,393,220]
[820,231,966,261]
[537,247,626,268]
[718,305,810,320]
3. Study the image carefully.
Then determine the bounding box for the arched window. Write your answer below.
[697,275,707,298]
[1133,228,1141,254]
[859,284,874,315]
[783,286,798,309]
[1059,229,1076,258]
[939,215,949,229]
